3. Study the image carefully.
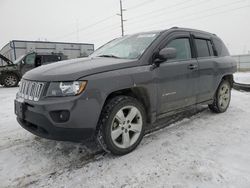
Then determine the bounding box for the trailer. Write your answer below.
[0,40,94,63]
[0,40,94,87]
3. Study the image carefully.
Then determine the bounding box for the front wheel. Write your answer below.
[97,96,146,155]
[3,73,19,87]
[209,80,231,113]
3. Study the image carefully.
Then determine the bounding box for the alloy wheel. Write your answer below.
[218,83,230,110]
[5,75,17,87]
[111,105,142,149]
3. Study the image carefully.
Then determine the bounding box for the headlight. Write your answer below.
[46,81,87,97]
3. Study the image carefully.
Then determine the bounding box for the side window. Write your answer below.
[166,38,191,60]
[35,55,42,67]
[195,39,210,58]
[207,40,215,56]
[24,53,36,65]
[43,55,59,64]
[213,38,230,57]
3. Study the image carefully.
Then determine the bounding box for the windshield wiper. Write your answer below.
[97,54,120,58]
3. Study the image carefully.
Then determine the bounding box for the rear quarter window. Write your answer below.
[213,38,230,57]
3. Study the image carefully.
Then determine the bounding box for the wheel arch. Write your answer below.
[3,71,21,80]
[102,87,152,124]
[222,74,234,88]
[213,74,234,97]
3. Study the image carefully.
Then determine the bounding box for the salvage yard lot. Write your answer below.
[1,87,250,188]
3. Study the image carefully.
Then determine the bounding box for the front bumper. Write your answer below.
[15,95,101,141]
[17,117,95,141]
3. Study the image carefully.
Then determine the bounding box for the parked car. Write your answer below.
[16,52,68,76]
[0,52,66,87]
[15,27,237,155]
[0,54,21,87]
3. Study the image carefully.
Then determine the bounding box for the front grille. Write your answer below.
[18,80,45,101]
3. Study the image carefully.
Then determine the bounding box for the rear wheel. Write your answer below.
[209,80,231,113]
[3,73,19,87]
[97,96,146,155]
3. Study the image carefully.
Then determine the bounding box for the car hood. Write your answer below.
[0,64,17,70]
[0,54,13,65]
[23,57,138,81]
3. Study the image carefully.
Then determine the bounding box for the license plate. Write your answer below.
[15,100,26,119]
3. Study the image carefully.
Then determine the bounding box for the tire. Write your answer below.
[97,96,146,155]
[3,73,19,87]
[209,79,231,113]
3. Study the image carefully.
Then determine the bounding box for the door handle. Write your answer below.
[188,64,197,70]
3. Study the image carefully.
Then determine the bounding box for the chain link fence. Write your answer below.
[232,54,250,72]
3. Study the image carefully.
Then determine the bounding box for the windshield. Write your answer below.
[90,32,159,59]
[13,54,26,64]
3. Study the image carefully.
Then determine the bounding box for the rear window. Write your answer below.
[213,38,230,57]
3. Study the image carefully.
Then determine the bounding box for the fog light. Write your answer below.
[50,110,70,123]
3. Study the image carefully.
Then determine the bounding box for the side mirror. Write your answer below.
[21,59,25,65]
[159,47,176,60]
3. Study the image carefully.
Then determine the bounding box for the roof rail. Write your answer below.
[170,26,179,29]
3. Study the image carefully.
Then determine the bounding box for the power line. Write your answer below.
[127,0,208,26]
[78,25,121,42]
[58,24,121,43]
[126,0,156,11]
[90,28,121,42]
[169,5,250,27]
[51,0,197,42]
[52,0,248,43]
[93,1,249,44]
[54,0,127,41]
[127,0,194,21]
[128,4,250,33]
[54,14,117,40]
[126,0,247,30]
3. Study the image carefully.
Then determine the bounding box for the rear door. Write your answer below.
[155,31,199,115]
[191,33,217,102]
[42,55,61,65]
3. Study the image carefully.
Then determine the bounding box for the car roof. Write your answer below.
[129,27,217,40]
[166,27,217,37]
[133,27,217,38]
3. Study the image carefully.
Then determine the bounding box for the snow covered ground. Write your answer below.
[234,71,250,84]
[1,87,250,188]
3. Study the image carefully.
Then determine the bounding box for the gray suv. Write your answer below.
[15,27,237,155]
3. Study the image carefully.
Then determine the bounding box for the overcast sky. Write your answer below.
[0,0,250,55]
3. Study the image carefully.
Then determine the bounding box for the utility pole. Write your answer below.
[117,0,126,36]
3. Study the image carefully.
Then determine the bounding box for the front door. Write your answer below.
[20,53,36,75]
[155,32,199,115]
